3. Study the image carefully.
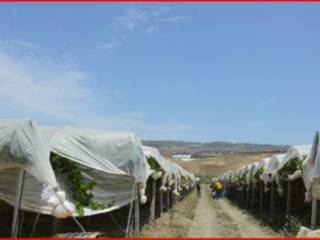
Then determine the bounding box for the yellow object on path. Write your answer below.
[215,182,222,190]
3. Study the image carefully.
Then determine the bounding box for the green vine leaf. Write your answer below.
[50,153,108,216]
[278,157,303,177]
[147,156,165,175]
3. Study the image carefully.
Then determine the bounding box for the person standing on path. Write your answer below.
[214,181,223,199]
[196,182,201,197]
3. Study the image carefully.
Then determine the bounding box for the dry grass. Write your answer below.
[140,191,199,238]
[170,153,275,177]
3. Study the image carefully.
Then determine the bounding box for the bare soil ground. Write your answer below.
[141,190,199,238]
[141,186,284,238]
[188,186,283,238]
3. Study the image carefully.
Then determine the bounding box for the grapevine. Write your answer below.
[50,153,107,216]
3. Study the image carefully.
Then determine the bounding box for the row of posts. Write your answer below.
[225,180,290,223]
[135,179,185,237]
[226,179,320,230]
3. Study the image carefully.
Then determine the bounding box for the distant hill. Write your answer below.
[142,140,289,157]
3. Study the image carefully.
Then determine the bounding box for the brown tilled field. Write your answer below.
[170,153,276,177]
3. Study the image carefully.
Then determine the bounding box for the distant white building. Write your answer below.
[172,154,194,162]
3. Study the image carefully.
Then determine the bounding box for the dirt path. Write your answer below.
[141,191,199,238]
[188,186,282,238]
[141,186,283,238]
[187,188,227,237]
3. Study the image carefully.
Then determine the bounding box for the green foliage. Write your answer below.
[147,156,162,172]
[235,170,248,183]
[254,167,264,179]
[241,170,249,180]
[181,175,187,185]
[50,153,107,216]
[187,176,194,185]
[278,157,303,176]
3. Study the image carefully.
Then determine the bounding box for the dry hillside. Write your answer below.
[143,140,288,157]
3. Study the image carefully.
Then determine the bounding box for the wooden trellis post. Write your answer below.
[235,185,238,203]
[286,181,292,218]
[159,191,163,217]
[244,185,247,207]
[172,192,175,206]
[241,187,243,206]
[175,191,177,203]
[311,198,317,230]
[11,170,25,238]
[166,190,170,210]
[311,177,320,229]
[149,179,156,223]
[270,181,275,221]
[134,186,140,237]
[232,184,235,200]
[251,182,255,209]
[246,186,250,208]
[238,184,241,205]
[259,181,263,217]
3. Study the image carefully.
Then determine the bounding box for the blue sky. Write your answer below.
[0,3,319,145]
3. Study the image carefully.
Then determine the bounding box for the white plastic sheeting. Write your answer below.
[166,162,178,186]
[303,131,320,201]
[170,163,184,195]
[221,146,311,191]
[0,119,72,218]
[220,143,314,197]
[260,154,286,185]
[41,126,151,185]
[281,145,311,173]
[246,162,259,185]
[256,157,271,172]
[143,146,170,190]
[0,119,57,188]
[0,121,152,218]
[40,126,152,214]
[221,157,271,185]
[268,145,311,195]
[0,169,74,218]
[238,165,249,180]
[221,170,232,183]
[142,145,195,194]
[0,119,195,219]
